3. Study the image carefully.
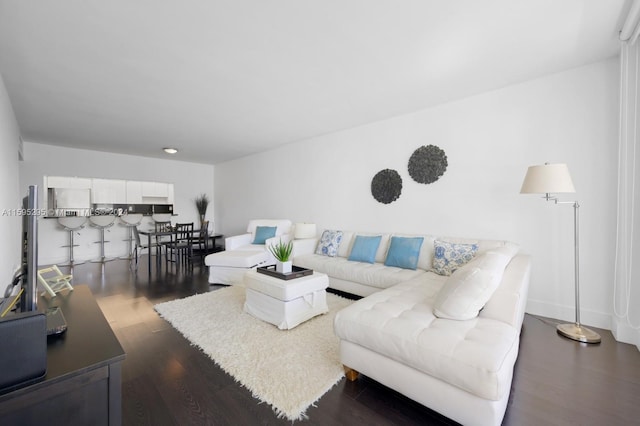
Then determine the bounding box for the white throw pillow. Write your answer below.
[433,244,519,320]
[337,231,354,257]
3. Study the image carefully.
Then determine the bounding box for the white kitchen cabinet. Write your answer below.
[46,176,68,188]
[91,179,126,204]
[46,176,92,189]
[167,184,174,204]
[141,181,169,197]
[45,177,92,212]
[126,181,143,204]
[44,176,173,206]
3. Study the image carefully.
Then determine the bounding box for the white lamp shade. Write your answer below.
[294,223,317,239]
[520,163,576,194]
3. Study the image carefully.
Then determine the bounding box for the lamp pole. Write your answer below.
[552,199,600,343]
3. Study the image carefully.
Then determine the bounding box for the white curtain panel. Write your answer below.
[613,1,640,350]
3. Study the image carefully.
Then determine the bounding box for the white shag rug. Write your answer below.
[154,285,353,421]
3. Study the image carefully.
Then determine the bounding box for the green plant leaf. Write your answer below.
[268,239,293,261]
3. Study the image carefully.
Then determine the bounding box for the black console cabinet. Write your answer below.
[0,285,125,425]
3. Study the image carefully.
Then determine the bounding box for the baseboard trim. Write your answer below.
[611,318,640,350]
[525,299,611,330]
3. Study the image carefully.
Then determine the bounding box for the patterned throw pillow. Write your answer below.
[315,230,343,257]
[432,240,479,276]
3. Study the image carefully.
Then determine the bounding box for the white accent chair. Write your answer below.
[205,219,292,285]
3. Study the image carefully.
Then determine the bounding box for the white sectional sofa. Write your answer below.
[293,230,531,426]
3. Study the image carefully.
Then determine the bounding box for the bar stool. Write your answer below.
[118,213,143,260]
[89,215,117,263]
[151,213,172,224]
[58,216,88,267]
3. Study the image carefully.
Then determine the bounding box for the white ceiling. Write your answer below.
[0,1,631,164]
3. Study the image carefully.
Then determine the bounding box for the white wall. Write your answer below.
[0,74,22,285]
[19,143,214,264]
[215,58,620,329]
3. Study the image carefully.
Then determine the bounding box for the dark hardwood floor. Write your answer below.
[58,257,640,426]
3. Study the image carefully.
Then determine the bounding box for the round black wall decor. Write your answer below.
[408,144,448,184]
[371,168,402,204]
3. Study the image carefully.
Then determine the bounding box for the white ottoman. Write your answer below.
[205,250,269,285]
[243,270,329,330]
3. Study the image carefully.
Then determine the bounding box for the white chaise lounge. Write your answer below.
[205,219,292,285]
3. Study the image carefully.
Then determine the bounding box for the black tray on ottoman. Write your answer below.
[256,265,313,280]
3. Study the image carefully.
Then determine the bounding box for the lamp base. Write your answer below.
[557,323,601,344]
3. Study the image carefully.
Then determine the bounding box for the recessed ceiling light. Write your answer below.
[163,148,178,154]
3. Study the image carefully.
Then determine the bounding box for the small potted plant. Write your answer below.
[269,239,294,274]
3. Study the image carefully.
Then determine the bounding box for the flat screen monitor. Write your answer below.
[0,185,38,316]
[20,185,38,312]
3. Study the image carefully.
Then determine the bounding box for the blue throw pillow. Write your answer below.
[348,235,382,264]
[384,236,424,270]
[253,226,277,244]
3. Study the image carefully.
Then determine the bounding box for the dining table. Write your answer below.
[137,228,224,274]
[137,228,175,274]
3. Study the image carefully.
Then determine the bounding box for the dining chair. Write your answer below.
[191,220,210,265]
[154,221,173,258]
[167,222,194,268]
[132,227,159,270]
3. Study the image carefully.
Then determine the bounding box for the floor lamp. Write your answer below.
[520,163,601,344]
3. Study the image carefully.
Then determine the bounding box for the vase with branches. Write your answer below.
[194,193,209,230]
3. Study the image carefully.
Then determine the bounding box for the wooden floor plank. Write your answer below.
[56,258,640,425]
